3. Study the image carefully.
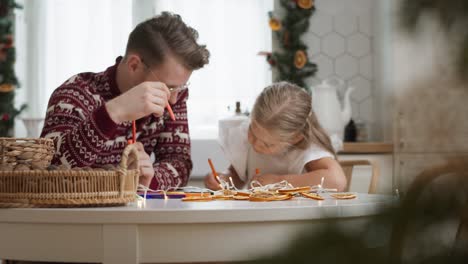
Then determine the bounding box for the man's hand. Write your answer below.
[135,142,154,187]
[105,82,170,124]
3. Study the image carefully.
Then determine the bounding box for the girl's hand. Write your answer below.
[250,173,282,186]
[204,172,230,190]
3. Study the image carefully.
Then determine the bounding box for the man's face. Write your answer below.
[133,54,192,104]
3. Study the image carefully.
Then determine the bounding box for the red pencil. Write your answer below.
[208,158,220,184]
[166,103,176,121]
[132,120,136,144]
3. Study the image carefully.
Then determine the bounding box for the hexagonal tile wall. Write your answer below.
[359,97,375,123]
[305,0,375,126]
[344,0,374,16]
[349,76,371,102]
[358,15,373,36]
[335,54,359,80]
[334,16,357,37]
[312,54,334,80]
[304,32,321,54]
[351,99,361,121]
[319,0,345,15]
[322,33,345,57]
[359,55,373,80]
[347,33,371,58]
[310,11,333,36]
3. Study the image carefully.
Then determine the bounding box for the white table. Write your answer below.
[0,194,393,263]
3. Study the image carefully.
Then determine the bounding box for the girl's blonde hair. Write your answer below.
[251,81,336,156]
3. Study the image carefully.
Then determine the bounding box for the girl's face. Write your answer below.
[248,121,291,155]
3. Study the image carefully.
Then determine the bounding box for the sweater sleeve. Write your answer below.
[150,90,193,190]
[40,84,119,167]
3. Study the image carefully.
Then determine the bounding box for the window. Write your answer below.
[15,0,273,140]
[152,0,273,139]
[15,0,132,123]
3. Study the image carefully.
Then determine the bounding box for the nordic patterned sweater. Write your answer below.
[40,57,192,190]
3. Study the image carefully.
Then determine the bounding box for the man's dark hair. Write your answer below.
[125,12,210,70]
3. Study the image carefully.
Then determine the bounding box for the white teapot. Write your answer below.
[310,78,354,151]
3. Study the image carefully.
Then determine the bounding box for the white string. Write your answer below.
[229,177,240,191]
[309,177,337,193]
[216,176,227,190]
[249,180,293,192]
[135,177,339,207]
[248,177,337,195]
[212,175,240,195]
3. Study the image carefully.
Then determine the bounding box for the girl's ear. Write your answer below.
[289,133,304,145]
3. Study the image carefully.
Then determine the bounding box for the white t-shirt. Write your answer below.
[219,120,334,183]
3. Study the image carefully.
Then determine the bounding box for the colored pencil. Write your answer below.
[208,158,220,184]
[166,104,176,121]
[132,120,136,143]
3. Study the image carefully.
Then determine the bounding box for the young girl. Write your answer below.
[204,81,347,191]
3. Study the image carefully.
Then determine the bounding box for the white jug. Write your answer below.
[311,78,355,151]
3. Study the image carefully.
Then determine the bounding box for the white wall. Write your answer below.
[275,0,394,141]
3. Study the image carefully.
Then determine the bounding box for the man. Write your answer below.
[40,12,210,189]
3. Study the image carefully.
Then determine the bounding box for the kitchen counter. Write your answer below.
[340,142,394,154]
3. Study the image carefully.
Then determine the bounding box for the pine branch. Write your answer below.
[263,0,317,90]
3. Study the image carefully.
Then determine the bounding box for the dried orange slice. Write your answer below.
[249,193,292,202]
[212,195,234,200]
[330,193,357,200]
[222,189,236,196]
[234,191,251,197]
[270,194,293,201]
[233,195,250,200]
[300,192,324,200]
[182,196,213,202]
[278,186,311,194]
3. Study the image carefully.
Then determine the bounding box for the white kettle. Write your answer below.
[310,78,355,151]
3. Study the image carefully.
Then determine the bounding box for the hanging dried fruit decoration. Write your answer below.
[297,0,314,9]
[294,50,307,69]
[269,17,282,31]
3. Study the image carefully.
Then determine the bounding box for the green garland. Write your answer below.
[0,0,25,137]
[260,0,317,89]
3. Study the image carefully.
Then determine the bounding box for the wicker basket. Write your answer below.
[0,144,140,208]
[0,138,55,171]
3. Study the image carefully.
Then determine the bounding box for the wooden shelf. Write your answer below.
[339,142,394,154]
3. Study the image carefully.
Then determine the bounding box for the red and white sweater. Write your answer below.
[40,57,192,190]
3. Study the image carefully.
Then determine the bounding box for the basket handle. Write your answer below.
[119,144,139,171]
[0,138,5,164]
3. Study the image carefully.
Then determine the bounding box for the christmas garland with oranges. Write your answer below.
[0,0,26,137]
[259,0,317,88]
